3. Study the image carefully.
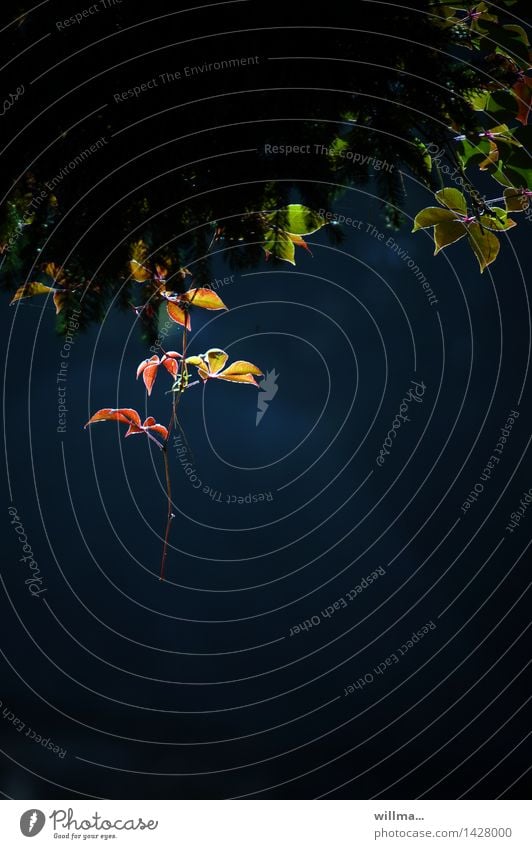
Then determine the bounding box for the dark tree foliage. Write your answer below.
[0,0,527,339]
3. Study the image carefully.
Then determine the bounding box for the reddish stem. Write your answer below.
[159,321,189,581]
[159,444,173,581]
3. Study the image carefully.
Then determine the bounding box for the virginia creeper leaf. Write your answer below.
[85,408,142,428]
[504,188,530,212]
[433,221,467,253]
[480,207,516,230]
[412,207,457,231]
[205,349,229,373]
[10,282,57,305]
[181,288,228,310]
[435,188,467,214]
[166,300,191,330]
[467,224,500,272]
[266,205,327,235]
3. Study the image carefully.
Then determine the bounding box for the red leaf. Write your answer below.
[136,355,160,395]
[85,408,141,428]
[162,355,179,379]
[513,76,532,125]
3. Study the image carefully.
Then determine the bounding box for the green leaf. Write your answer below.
[266,205,327,235]
[494,126,532,189]
[467,223,500,272]
[412,207,457,232]
[468,89,518,123]
[480,207,516,231]
[487,21,531,67]
[328,137,349,165]
[413,138,432,172]
[263,229,296,265]
[433,221,467,253]
[435,188,467,214]
[456,138,490,168]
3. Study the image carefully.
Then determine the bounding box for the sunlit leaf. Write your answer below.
[287,232,312,253]
[129,239,152,282]
[137,355,160,395]
[126,416,168,441]
[130,259,151,282]
[435,188,467,214]
[182,288,228,310]
[467,223,500,272]
[263,228,296,265]
[205,348,229,374]
[85,408,167,445]
[412,207,457,231]
[85,408,142,428]
[216,372,260,385]
[167,300,191,330]
[186,349,262,386]
[266,205,327,235]
[10,282,57,305]
[43,262,67,285]
[219,360,263,377]
[161,354,180,379]
[480,207,516,230]
[53,291,68,314]
[185,355,205,367]
[456,137,491,168]
[478,140,499,170]
[433,221,467,253]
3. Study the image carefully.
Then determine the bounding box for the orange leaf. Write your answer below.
[287,232,312,254]
[167,300,191,330]
[85,408,141,428]
[53,291,68,314]
[182,288,228,310]
[130,259,151,282]
[10,282,57,305]
[142,418,169,441]
[43,262,66,285]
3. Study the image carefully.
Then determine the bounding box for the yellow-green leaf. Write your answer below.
[412,207,457,232]
[182,288,227,310]
[185,355,205,367]
[480,207,516,231]
[266,205,327,235]
[433,221,467,253]
[467,223,500,272]
[263,229,296,265]
[205,348,229,374]
[220,360,263,377]
[435,188,468,214]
